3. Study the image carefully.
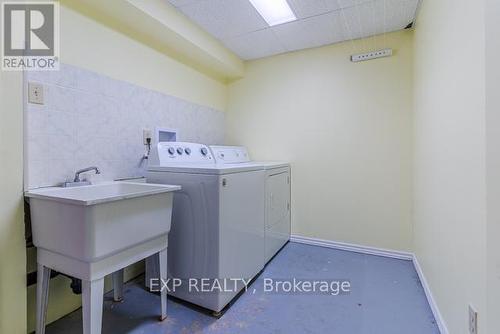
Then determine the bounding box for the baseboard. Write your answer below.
[289,234,449,334]
[412,255,449,334]
[290,235,413,260]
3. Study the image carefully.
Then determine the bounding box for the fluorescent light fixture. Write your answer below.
[249,0,297,26]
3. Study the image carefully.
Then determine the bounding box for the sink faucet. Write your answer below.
[74,166,101,182]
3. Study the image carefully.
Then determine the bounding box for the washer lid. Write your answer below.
[148,163,264,175]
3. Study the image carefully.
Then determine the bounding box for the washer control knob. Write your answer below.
[184,147,191,155]
[200,147,208,156]
[176,147,183,155]
[167,147,175,155]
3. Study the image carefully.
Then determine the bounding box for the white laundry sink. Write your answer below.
[25,182,181,262]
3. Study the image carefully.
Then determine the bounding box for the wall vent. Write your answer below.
[351,49,393,63]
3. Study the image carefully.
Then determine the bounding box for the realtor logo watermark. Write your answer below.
[1,1,59,71]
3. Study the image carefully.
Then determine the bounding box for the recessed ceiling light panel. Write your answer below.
[248,0,297,26]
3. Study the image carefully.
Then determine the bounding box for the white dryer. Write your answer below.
[210,146,291,263]
[146,142,265,313]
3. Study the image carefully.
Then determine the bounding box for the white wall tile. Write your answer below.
[26,104,48,138]
[25,63,225,188]
[48,85,78,113]
[46,110,76,137]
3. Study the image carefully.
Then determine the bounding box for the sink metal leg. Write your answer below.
[112,269,124,302]
[82,278,104,334]
[145,253,159,289]
[158,248,168,321]
[35,264,51,334]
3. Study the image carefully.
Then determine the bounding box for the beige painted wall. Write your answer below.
[226,30,414,252]
[59,4,227,111]
[413,0,487,333]
[0,71,26,332]
[486,0,500,333]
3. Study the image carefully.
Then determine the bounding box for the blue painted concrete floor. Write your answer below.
[46,243,439,334]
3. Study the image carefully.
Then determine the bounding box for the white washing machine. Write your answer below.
[210,146,291,263]
[146,142,265,313]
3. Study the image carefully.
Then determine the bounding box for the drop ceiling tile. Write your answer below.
[337,1,377,40]
[272,10,345,52]
[222,29,286,60]
[381,0,418,30]
[286,0,331,19]
[338,0,417,41]
[287,0,372,19]
[171,0,268,39]
[168,0,420,60]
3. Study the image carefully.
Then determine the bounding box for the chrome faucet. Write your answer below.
[63,167,101,187]
[74,166,101,182]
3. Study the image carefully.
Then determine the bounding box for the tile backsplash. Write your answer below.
[25,63,224,189]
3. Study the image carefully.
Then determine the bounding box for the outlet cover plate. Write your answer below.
[469,305,478,334]
[143,128,153,145]
[28,82,44,105]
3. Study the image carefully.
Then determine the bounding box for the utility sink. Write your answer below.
[25,182,181,262]
[28,181,180,334]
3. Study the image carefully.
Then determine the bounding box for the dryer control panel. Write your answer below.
[155,142,214,165]
[210,145,251,164]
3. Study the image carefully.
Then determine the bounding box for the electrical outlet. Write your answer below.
[469,305,478,334]
[143,128,153,145]
[28,82,44,104]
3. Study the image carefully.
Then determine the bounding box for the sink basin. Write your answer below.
[25,182,181,262]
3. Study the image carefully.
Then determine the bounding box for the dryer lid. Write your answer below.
[210,145,251,164]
